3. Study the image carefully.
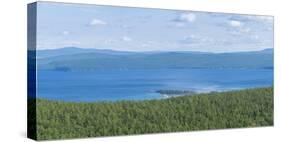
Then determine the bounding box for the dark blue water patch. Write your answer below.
[37,68,273,102]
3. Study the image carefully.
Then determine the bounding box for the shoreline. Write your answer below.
[31,86,273,103]
[157,86,273,99]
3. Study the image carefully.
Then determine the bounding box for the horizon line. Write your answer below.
[33,46,274,54]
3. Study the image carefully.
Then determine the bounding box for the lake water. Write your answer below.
[37,69,273,102]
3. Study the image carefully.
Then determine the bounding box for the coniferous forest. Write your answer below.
[29,87,273,140]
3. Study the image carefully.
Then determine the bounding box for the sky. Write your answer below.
[36,2,273,53]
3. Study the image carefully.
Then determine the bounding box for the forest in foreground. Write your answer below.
[29,87,273,140]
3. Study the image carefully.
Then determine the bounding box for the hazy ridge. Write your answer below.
[33,47,273,71]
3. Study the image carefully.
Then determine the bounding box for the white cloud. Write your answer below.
[179,13,196,22]
[229,20,242,27]
[228,20,251,36]
[62,31,69,35]
[180,34,214,45]
[89,19,107,26]
[183,34,196,40]
[256,16,273,21]
[229,28,251,36]
[246,15,273,23]
[121,36,132,42]
[251,35,259,40]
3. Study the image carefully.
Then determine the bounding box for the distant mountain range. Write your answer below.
[33,47,273,71]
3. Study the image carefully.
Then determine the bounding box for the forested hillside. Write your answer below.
[31,87,273,140]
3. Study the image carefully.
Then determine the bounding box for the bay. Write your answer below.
[37,68,273,102]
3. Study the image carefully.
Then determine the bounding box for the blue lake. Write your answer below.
[37,69,273,102]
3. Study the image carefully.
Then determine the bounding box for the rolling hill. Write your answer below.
[35,47,273,71]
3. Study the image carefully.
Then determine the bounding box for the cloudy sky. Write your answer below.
[36,2,273,53]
